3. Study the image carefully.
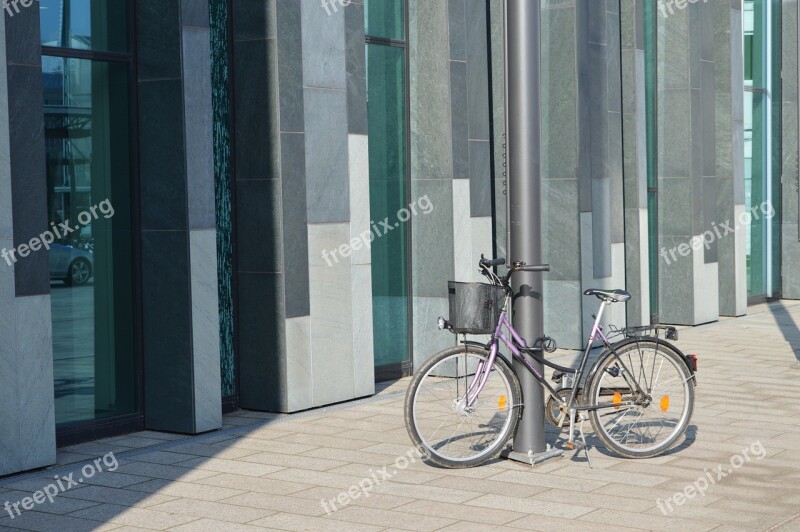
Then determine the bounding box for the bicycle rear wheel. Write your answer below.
[587,339,694,459]
[404,345,521,468]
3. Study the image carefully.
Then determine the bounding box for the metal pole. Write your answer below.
[505,0,549,460]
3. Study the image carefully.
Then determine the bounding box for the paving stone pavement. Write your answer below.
[2,300,800,531]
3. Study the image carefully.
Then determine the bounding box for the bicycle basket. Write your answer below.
[447,281,506,334]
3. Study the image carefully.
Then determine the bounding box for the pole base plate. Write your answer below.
[502,446,564,466]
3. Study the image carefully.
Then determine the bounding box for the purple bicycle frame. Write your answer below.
[464,298,612,409]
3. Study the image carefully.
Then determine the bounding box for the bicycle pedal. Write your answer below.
[564,442,576,450]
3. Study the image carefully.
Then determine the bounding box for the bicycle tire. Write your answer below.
[587,339,695,459]
[404,345,521,468]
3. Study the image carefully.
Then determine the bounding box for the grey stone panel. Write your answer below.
[466,0,490,141]
[4,0,39,66]
[607,11,621,115]
[592,178,612,278]
[578,0,607,46]
[238,272,287,411]
[543,279,583,350]
[234,38,280,180]
[301,0,346,90]
[138,0,182,81]
[690,87,704,235]
[281,133,311,318]
[657,88,692,178]
[346,3,368,135]
[469,140,491,217]
[412,296,453,369]
[624,208,643,325]
[181,0,210,27]
[410,0,453,180]
[233,0,276,40]
[493,180,507,259]
[701,59,716,178]
[659,177,693,238]
[783,224,800,298]
[542,178,581,281]
[702,177,719,264]
[15,295,55,471]
[411,179,454,297]
[236,179,283,274]
[657,6,689,91]
[542,6,578,179]
[658,235,695,325]
[278,0,305,132]
[715,92,733,180]
[609,111,624,243]
[142,230,195,433]
[189,229,223,433]
[7,64,48,297]
[138,79,188,231]
[489,0,506,184]
[578,40,609,212]
[183,26,217,230]
[451,60,469,179]
[448,0,466,61]
[304,88,350,223]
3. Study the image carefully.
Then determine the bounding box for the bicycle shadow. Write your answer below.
[560,423,698,463]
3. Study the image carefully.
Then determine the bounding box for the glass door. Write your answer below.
[365,0,412,381]
[41,0,141,443]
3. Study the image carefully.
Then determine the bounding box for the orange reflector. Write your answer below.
[660,396,670,413]
[498,395,507,409]
[612,391,622,408]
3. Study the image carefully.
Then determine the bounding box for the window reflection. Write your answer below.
[44,56,135,424]
[40,0,128,52]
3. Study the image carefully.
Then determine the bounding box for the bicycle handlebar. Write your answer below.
[479,256,506,267]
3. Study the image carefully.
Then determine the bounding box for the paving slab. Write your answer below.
[1,301,800,530]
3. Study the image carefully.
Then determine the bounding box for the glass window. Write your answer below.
[365,0,404,41]
[40,0,129,53]
[366,43,409,371]
[743,0,781,299]
[43,56,136,424]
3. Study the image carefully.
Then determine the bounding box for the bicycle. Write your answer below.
[404,256,697,468]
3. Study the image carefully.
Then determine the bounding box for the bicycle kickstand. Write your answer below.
[565,408,593,469]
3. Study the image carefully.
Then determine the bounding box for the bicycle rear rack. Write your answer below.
[605,324,679,342]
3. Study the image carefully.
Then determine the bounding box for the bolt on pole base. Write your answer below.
[502,445,564,467]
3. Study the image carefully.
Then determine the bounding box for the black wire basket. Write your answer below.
[447,281,507,334]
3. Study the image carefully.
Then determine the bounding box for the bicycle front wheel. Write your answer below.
[404,345,521,468]
[587,339,695,459]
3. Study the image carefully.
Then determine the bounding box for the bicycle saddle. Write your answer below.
[583,288,631,303]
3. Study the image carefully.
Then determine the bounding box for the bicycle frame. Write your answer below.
[465,295,647,414]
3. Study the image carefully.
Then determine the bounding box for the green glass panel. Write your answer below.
[210,0,236,397]
[366,44,409,369]
[40,0,129,53]
[43,57,136,424]
[365,0,404,41]
[743,0,782,298]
